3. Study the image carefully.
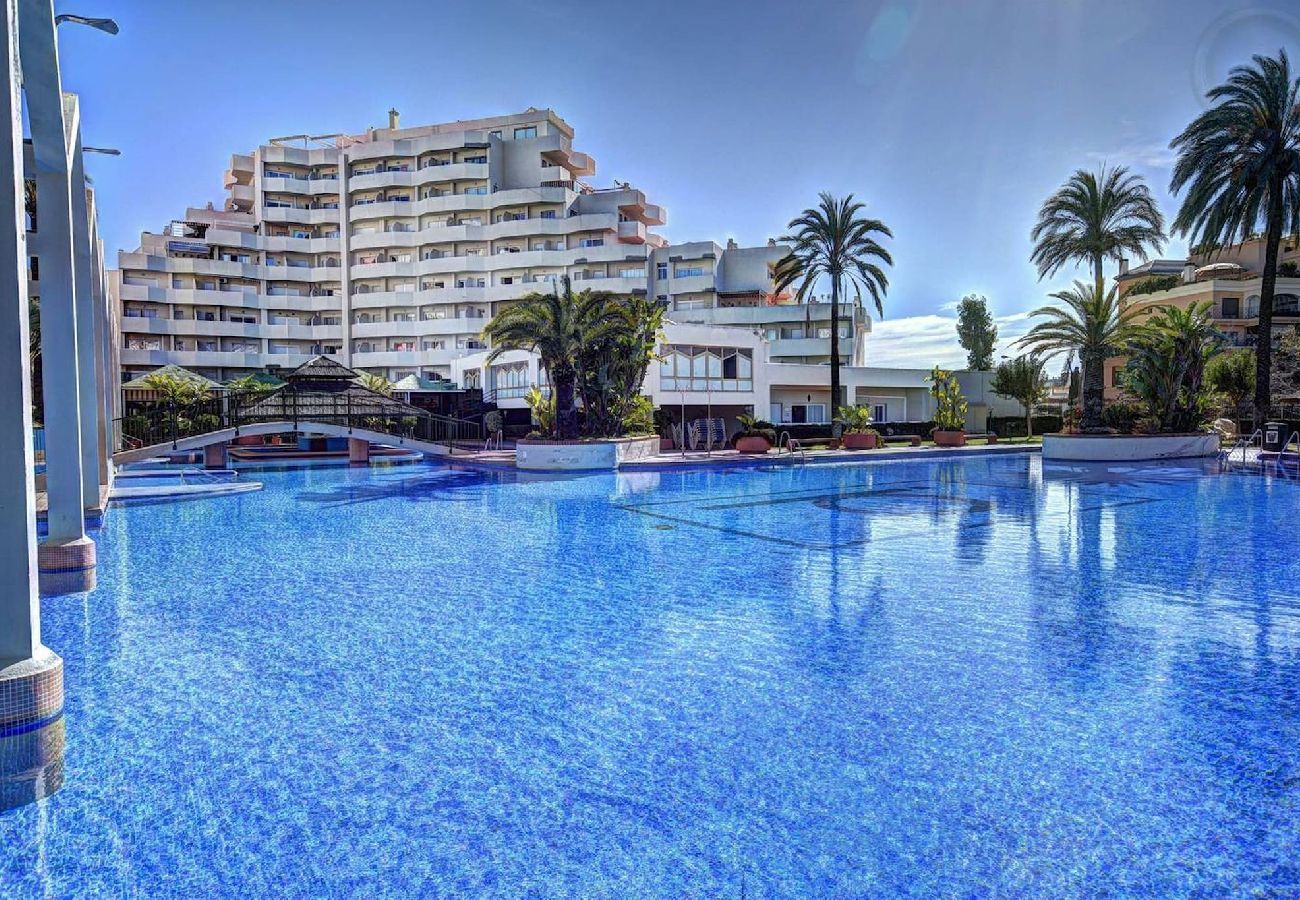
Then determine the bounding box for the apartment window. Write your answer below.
[1221,296,1240,318]
[579,238,604,248]
[784,404,827,425]
[463,186,488,196]
[675,266,705,278]
[513,126,537,139]
[658,345,753,392]
[1111,367,1123,387]
[489,130,501,139]
[656,262,668,280]
[28,257,38,281]
[539,210,556,219]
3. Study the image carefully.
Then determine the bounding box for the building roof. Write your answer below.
[121,365,224,391]
[1117,259,1188,281]
[282,355,360,384]
[391,374,459,392]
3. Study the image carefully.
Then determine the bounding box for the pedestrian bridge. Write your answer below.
[112,419,469,466]
[113,356,482,466]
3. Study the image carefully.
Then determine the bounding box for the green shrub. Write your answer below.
[1126,275,1181,297]
[1100,399,1143,434]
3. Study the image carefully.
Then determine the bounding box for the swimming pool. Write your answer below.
[4,453,1299,895]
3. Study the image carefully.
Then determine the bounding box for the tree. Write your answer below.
[990,354,1049,437]
[955,294,997,370]
[575,295,666,438]
[141,371,210,407]
[1170,50,1300,426]
[1119,301,1223,433]
[774,192,893,411]
[357,372,393,396]
[482,276,626,439]
[1031,164,1166,291]
[1017,281,1144,430]
[1271,330,1300,400]
[1205,349,1255,426]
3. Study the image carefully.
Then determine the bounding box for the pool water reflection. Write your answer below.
[2,454,1299,895]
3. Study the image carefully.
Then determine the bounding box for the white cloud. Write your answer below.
[867,310,1035,369]
[1084,142,1176,171]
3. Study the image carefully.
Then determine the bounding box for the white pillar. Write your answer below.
[0,0,64,740]
[69,122,100,505]
[19,0,94,581]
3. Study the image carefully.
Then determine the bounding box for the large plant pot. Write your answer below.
[842,432,878,450]
[933,430,967,447]
[735,435,773,455]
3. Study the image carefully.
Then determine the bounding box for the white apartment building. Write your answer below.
[114,108,871,387]
[647,239,870,366]
[115,109,666,383]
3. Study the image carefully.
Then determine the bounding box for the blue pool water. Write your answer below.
[4,453,1300,895]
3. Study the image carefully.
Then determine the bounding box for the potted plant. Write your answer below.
[733,414,777,454]
[837,405,880,450]
[929,366,969,447]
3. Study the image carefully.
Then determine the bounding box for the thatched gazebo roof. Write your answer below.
[237,356,426,421]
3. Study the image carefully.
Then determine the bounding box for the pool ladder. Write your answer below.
[779,431,807,464]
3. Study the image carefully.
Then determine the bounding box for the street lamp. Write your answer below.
[54,14,119,34]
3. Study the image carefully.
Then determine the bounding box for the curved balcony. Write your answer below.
[350,318,483,339]
[347,212,618,251]
[345,186,571,224]
[262,175,342,197]
[349,348,462,368]
[262,205,341,225]
[348,162,488,193]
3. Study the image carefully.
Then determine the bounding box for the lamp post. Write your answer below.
[53,13,117,32]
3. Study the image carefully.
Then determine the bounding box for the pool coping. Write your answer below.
[444,442,1042,473]
[108,481,264,503]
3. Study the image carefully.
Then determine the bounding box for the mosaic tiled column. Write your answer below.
[0,0,65,807]
[20,0,94,592]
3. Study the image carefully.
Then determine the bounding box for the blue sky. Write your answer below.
[57,0,1300,368]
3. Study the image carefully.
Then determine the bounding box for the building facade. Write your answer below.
[1104,237,1300,400]
[113,108,875,392]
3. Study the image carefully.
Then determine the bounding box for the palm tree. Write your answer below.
[482,276,625,439]
[1017,281,1145,430]
[1120,300,1224,433]
[1031,164,1166,291]
[1169,49,1300,426]
[357,372,393,396]
[773,192,893,411]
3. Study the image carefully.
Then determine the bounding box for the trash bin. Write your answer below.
[1263,421,1287,453]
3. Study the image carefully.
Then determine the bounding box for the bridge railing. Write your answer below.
[115,390,483,453]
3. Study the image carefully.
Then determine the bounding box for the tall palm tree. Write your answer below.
[1017,281,1144,430]
[773,192,893,411]
[1169,49,1300,426]
[482,276,624,439]
[1031,164,1166,291]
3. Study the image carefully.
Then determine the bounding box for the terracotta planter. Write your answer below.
[909,435,922,447]
[933,430,967,447]
[735,435,773,455]
[842,432,878,450]
[986,434,999,445]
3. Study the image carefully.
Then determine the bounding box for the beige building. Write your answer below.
[1105,236,1300,400]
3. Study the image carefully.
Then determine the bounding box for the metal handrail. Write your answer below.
[778,431,806,463]
[1229,428,1264,465]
